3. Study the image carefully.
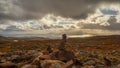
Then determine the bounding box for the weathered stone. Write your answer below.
[32,52,43,57]
[0,59,7,63]
[81,65,95,68]
[0,52,6,56]
[76,51,90,56]
[17,62,26,68]
[46,45,53,54]
[32,54,50,64]
[84,60,96,66]
[72,65,81,68]
[95,62,106,68]
[8,55,19,60]
[0,61,17,68]
[117,64,120,68]
[62,60,74,68]
[6,54,33,63]
[103,57,112,66]
[41,60,65,68]
[13,40,19,42]
[21,64,38,68]
[27,50,36,54]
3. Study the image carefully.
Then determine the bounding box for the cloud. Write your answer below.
[0,14,79,31]
[0,12,120,37]
[18,0,120,19]
[0,0,27,20]
[1,0,120,20]
[0,0,120,37]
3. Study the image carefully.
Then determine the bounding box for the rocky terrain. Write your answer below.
[0,35,120,68]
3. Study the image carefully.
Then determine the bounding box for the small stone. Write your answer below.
[21,64,38,68]
[13,40,19,42]
[32,54,50,64]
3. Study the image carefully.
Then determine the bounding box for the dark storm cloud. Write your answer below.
[106,16,120,30]
[0,0,120,20]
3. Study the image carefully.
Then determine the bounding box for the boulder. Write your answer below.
[6,54,33,63]
[83,60,96,66]
[32,54,51,67]
[32,54,50,63]
[50,50,74,62]
[94,62,106,68]
[103,57,112,66]
[41,60,65,68]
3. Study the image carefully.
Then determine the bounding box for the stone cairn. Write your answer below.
[58,34,67,50]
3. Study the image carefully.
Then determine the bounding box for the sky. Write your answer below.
[0,0,120,37]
